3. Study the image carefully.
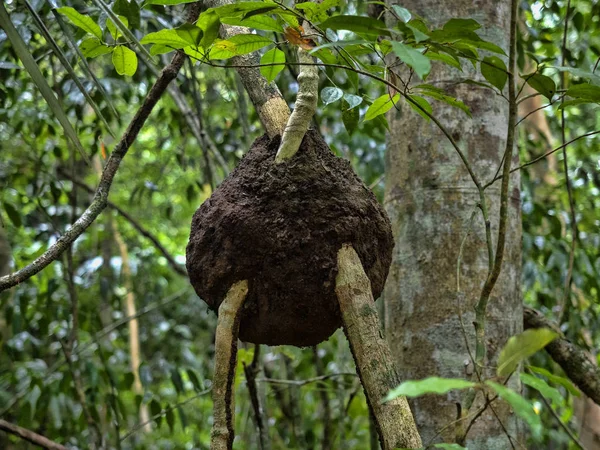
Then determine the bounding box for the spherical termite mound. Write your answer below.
[186,130,393,347]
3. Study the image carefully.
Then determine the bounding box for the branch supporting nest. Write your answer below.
[335,244,422,449]
[275,48,319,163]
[211,280,249,450]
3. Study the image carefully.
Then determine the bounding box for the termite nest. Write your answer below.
[186,130,393,346]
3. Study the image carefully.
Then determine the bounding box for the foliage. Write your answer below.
[0,0,599,448]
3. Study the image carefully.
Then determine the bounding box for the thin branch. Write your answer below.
[257,372,358,387]
[0,3,201,293]
[0,419,68,450]
[243,345,271,450]
[57,169,187,277]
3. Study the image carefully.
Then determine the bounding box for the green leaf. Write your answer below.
[260,47,285,82]
[481,56,508,91]
[150,44,174,56]
[486,381,542,433]
[107,15,129,41]
[434,444,468,450]
[497,328,558,377]
[527,366,580,397]
[114,0,140,29]
[392,5,411,23]
[210,2,281,18]
[187,369,204,392]
[197,10,221,48]
[209,34,272,59]
[3,202,22,228]
[566,83,600,102]
[176,23,203,46]
[343,93,363,109]
[391,42,431,79]
[426,51,461,70]
[407,95,432,121]
[319,15,390,37]
[550,66,600,86]
[384,377,477,401]
[27,385,41,419]
[150,399,162,427]
[342,101,360,135]
[56,7,102,39]
[525,73,556,100]
[520,373,563,405]
[166,406,175,432]
[112,46,138,76]
[364,93,399,121]
[140,29,191,48]
[443,18,481,32]
[80,38,113,58]
[221,14,283,32]
[418,89,471,117]
[407,24,429,43]
[321,87,344,105]
[170,369,184,394]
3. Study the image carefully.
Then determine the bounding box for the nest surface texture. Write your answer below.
[186,130,393,346]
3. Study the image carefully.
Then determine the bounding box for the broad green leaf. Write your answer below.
[166,406,175,432]
[57,7,102,39]
[443,18,481,32]
[497,328,558,377]
[419,89,471,116]
[407,24,429,43]
[112,45,138,76]
[342,101,360,135]
[321,87,344,105]
[392,5,411,23]
[209,34,272,59]
[150,399,162,427]
[210,2,281,19]
[150,44,174,56]
[486,381,542,433]
[384,377,477,401]
[566,83,600,102]
[221,14,283,32]
[145,0,197,5]
[343,93,363,109]
[407,95,432,121]
[391,42,431,79]
[434,444,468,450]
[186,369,204,392]
[557,99,599,109]
[481,56,508,91]
[197,10,221,48]
[520,373,563,405]
[80,38,113,58]
[114,0,141,29]
[171,369,184,394]
[176,23,203,46]
[364,93,400,121]
[185,46,208,63]
[296,0,339,22]
[524,73,556,100]
[140,29,191,48]
[527,366,580,396]
[260,47,285,82]
[319,15,390,37]
[426,51,461,70]
[107,15,129,40]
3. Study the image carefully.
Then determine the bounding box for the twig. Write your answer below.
[0,419,68,450]
[0,3,202,293]
[244,344,271,450]
[257,372,358,386]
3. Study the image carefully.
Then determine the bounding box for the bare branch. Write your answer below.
[0,419,68,450]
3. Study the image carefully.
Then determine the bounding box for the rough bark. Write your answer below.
[524,307,600,406]
[383,0,523,445]
[211,280,248,450]
[336,244,422,449]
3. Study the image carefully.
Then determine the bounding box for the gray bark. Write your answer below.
[383,0,523,446]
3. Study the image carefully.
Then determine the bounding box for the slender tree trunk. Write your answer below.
[383,0,523,445]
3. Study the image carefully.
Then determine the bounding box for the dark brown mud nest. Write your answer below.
[186,130,393,346]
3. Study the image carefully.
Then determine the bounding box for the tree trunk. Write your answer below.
[383,0,523,446]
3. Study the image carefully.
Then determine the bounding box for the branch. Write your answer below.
[336,244,422,449]
[0,419,67,450]
[0,4,201,293]
[275,48,319,162]
[524,307,600,406]
[58,169,187,277]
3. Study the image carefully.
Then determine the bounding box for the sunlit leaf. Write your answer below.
[209,34,272,59]
[497,328,558,377]
[520,373,564,405]
[221,14,283,32]
[364,93,400,121]
[56,6,102,39]
[384,377,477,401]
[392,5,411,23]
[112,45,138,76]
[407,95,432,121]
[140,29,192,48]
[527,366,580,397]
[176,23,203,46]
[260,47,285,82]
[107,15,129,40]
[80,38,113,58]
